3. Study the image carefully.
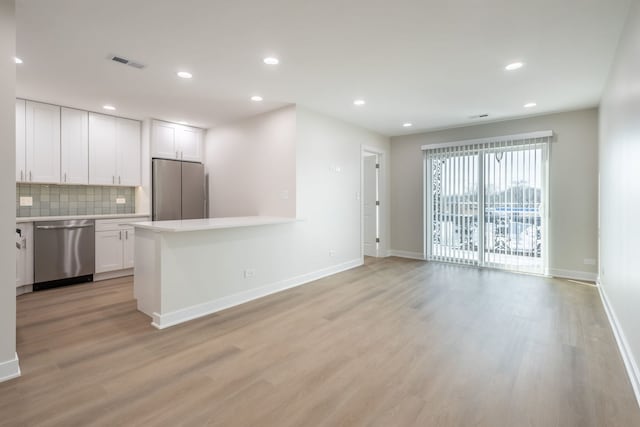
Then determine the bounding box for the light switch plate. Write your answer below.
[19,196,33,207]
[116,197,126,205]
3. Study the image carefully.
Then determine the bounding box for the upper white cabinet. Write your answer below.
[61,107,89,184]
[116,118,142,186]
[15,99,25,182]
[89,113,118,185]
[25,101,61,183]
[151,120,203,162]
[89,113,141,186]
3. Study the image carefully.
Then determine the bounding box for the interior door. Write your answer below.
[26,101,60,183]
[181,162,205,219]
[363,155,378,256]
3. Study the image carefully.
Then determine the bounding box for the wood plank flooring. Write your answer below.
[1,257,639,426]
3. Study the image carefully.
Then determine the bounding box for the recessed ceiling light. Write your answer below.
[263,57,279,65]
[14,57,23,64]
[403,123,413,127]
[103,105,116,111]
[177,71,193,79]
[524,102,537,108]
[353,99,366,106]
[251,95,263,102]
[505,62,524,71]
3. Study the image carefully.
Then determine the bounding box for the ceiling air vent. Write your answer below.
[110,55,146,69]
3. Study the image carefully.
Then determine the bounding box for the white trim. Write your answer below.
[94,268,133,282]
[0,353,21,383]
[151,258,363,329]
[388,249,426,260]
[361,145,388,259]
[597,281,640,408]
[16,284,33,296]
[549,268,598,282]
[421,130,553,151]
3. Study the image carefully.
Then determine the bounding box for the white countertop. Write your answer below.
[16,213,150,223]
[131,216,299,232]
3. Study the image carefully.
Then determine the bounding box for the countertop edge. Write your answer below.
[16,213,151,223]
[131,217,304,233]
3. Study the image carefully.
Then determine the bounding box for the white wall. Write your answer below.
[296,106,391,260]
[0,0,19,382]
[205,106,297,218]
[599,0,640,396]
[203,104,389,269]
[390,108,599,280]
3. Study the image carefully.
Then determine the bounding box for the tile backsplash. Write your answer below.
[16,184,136,217]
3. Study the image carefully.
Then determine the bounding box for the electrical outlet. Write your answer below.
[329,250,336,257]
[19,196,33,207]
[583,258,597,266]
[244,269,256,278]
[116,197,126,205]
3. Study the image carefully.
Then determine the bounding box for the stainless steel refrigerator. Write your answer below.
[152,159,206,221]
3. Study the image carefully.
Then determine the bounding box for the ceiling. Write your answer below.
[15,0,631,136]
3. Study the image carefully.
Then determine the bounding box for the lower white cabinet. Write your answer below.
[95,218,142,274]
[16,222,34,288]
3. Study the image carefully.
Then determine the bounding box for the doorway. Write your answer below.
[362,147,385,258]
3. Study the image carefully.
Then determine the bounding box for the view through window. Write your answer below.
[425,135,549,275]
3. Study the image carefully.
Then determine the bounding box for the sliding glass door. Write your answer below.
[425,135,549,275]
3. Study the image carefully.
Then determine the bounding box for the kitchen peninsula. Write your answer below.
[132,216,333,329]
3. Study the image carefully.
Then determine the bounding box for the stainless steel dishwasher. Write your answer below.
[34,219,95,290]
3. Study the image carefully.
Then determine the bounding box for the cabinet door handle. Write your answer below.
[119,176,121,185]
[29,171,32,181]
[125,230,129,240]
[112,176,115,184]
[119,230,122,240]
[20,170,23,181]
[64,172,67,183]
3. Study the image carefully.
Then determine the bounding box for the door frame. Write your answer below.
[361,145,387,258]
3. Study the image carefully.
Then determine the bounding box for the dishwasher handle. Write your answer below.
[36,224,94,230]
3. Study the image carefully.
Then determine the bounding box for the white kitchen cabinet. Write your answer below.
[95,219,142,274]
[116,118,141,186]
[95,230,124,273]
[151,120,178,160]
[89,113,141,186]
[152,120,203,162]
[16,222,34,288]
[61,107,89,184]
[123,227,135,269]
[89,113,117,185]
[25,101,61,183]
[178,126,203,162]
[16,99,26,182]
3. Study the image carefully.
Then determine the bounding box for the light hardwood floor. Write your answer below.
[1,257,639,426]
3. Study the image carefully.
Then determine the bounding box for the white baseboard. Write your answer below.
[16,284,33,296]
[597,281,640,408]
[549,268,597,282]
[0,353,21,383]
[387,249,426,260]
[94,268,133,282]
[152,258,364,329]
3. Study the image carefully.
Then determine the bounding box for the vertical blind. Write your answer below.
[424,132,551,275]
